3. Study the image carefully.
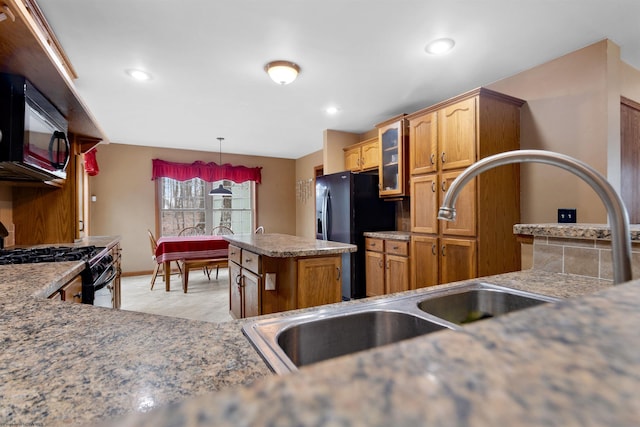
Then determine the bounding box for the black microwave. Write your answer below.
[0,73,70,182]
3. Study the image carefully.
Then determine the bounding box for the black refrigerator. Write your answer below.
[316,171,396,300]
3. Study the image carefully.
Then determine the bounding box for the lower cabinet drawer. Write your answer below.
[228,245,242,264]
[385,240,409,256]
[60,275,83,303]
[242,250,261,274]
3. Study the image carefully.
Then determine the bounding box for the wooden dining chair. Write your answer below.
[181,226,234,293]
[148,229,181,290]
[211,225,233,236]
[178,226,205,236]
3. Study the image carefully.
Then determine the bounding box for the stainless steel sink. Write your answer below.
[417,286,559,325]
[277,310,448,368]
[243,282,560,374]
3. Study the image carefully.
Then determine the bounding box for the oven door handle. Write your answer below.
[94,265,117,292]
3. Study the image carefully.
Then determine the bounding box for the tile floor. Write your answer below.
[120,267,233,323]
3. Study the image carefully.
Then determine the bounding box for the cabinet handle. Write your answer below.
[441,152,446,164]
[430,153,435,165]
[431,181,436,192]
[336,267,341,281]
[245,258,252,263]
[386,260,390,269]
[378,259,383,268]
[73,292,82,299]
[235,274,242,285]
[441,181,447,192]
[392,245,399,250]
[431,244,437,255]
[441,245,446,256]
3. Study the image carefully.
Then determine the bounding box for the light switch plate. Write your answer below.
[265,273,276,291]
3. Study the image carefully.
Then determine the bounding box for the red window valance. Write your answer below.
[151,159,262,184]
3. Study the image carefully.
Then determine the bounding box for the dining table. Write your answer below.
[155,235,230,291]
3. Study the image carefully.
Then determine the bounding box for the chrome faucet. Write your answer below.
[437,149,632,284]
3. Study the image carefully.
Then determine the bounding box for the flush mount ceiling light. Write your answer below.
[209,137,232,196]
[125,69,152,81]
[264,60,301,85]
[424,38,455,55]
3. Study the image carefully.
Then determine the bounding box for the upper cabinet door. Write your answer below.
[409,111,438,175]
[438,97,477,171]
[378,118,408,198]
[360,138,380,171]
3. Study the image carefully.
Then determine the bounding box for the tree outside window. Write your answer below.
[157,177,254,236]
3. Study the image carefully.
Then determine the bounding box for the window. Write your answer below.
[157,177,255,236]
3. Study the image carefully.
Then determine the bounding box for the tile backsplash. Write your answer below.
[532,236,640,281]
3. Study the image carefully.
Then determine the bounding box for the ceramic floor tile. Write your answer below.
[120,269,233,323]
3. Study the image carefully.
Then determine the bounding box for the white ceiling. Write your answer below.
[38,0,640,160]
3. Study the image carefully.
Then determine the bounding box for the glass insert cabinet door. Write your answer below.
[377,117,407,197]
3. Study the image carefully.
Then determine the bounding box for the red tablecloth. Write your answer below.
[155,235,229,263]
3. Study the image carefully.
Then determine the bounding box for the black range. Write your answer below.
[0,245,116,306]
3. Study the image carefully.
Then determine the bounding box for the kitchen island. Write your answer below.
[1,235,639,426]
[223,233,357,318]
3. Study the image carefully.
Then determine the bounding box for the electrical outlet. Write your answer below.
[558,208,577,223]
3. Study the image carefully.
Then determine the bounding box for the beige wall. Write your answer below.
[295,150,323,238]
[323,130,359,174]
[621,62,640,102]
[89,143,296,274]
[488,40,616,223]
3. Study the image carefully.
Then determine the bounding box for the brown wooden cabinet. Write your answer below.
[365,237,410,296]
[229,245,262,319]
[228,244,342,319]
[344,137,379,172]
[376,115,409,198]
[408,88,524,288]
[58,275,84,303]
[409,110,438,176]
[297,257,341,309]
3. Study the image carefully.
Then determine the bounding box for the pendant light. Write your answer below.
[209,137,232,195]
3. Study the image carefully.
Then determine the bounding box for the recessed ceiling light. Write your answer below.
[424,38,455,55]
[126,69,152,81]
[325,106,339,115]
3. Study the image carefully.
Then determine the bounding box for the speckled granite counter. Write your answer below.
[0,236,271,426]
[515,223,640,240]
[224,233,356,257]
[105,271,640,427]
[363,230,411,241]
[3,235,639,426]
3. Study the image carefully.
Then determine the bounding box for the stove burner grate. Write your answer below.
[0,246,102,265]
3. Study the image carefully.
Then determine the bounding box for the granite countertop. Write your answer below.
[224,233,357,257]
[515,223,640,241]
[363,230,411,241]
[0,236,271,426]
[3,235,640,426]
[108,271,640,427]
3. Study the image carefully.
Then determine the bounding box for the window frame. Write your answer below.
[155,177,257,236]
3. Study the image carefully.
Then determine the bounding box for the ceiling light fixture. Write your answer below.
[126,69,152,81]
[264,60,301,85]
[209,137,232,196]
[325,106,339,115]
[424,38,455,55]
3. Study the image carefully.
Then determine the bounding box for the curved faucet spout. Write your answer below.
[437,149,632,284]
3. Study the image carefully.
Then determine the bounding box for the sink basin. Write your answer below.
[277,310,447,368]
[243,282,560,374]
[417,286,558,325]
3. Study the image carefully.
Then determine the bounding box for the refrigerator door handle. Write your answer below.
[322,188,329,240]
